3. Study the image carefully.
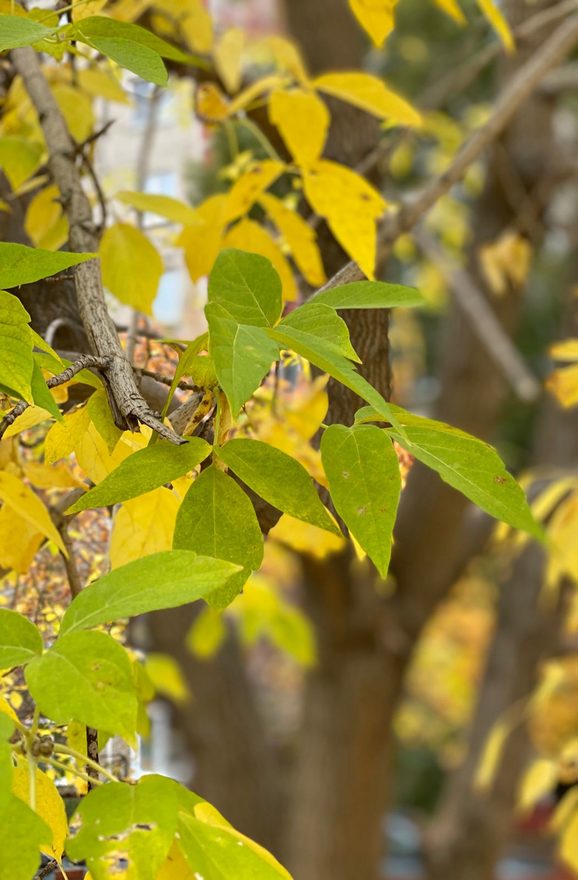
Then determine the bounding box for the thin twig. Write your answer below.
[34,860,58,880]
[139,368,200,392]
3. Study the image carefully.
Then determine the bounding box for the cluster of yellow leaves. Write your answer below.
[479,230,532,297]
[547,338,578,409]
[348,0,514,52]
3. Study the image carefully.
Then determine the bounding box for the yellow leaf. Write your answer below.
[270,514,344,559]
[269,88,329,167]
[302,159,385,278]
[0,695,19,723]
[228,74,287,115]
[157,841,196,879]
[152,0,213,54]
[12,760,68,860]
[547,364,578,409]
[100,223,163,314]
[253,35,309,83]
[475,717,515,790]
[478,231,531,296]
[72,0,108,20]
[560,804,578,872]
[24,184,68,251]
[259,192,326,287]
[0,136,43,190]
[110,487,179,569]
[23,461,83,490]
[115,191,198,225]
[224,218,297,301]
[2,405,52,438]
[144,653,189,704]
[518,759,558,811]
[0,506,43,573]
[224,160,285,223]
[314,72,421,127]
[78,68,130,104]
[179,194,228,281]
[45,404,129,483]
[348,0,398,46]
[214,28,245,94]
[51,84,94,143]
[195,82,231,123]
[433,0,466,24]
[476,0,514,52]
[0,471,66,554]
[550,339,578,362]
[186,607,226,659]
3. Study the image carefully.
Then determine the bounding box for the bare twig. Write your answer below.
[415,229,541,402]
[10,46,183,445]
[139,368,200,392]
[33,860,58,880]
[314,12,578,294]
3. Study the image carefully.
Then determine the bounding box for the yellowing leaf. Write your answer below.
[547,365,578,409]
[152,0,213,54]
[45,404,129,483]
[479,231,531,296]
[12,760,68,860]
[214,28,245,94]
[0,506,43,573]
[157,841,196,879]
[144,653,189,703]
[51,84,94,143]
[100,222,163,313]
[195,82,230,122]
[550,339,578,361]
[302,159,385,278]
[2,404,52,438]
[224,218,297,301]
[225,160,285,223]
[179,194,228,281]
[0,695,18,723]
[433,0,466,24]
[24,184,68,251]
[0,471,66,554]
[518,759,558,812]
[23,461,83,490]
[348,0,398,46]
[270,514,345,559]
[78,67,130,104]
[72,0,108,21]
[259,193,326,287]
[314,72,421,127]
[476,0,514,51]
[115,191,198,225]
[110,487,179,569]
[0,136,43,191]
[269,88,329,167]
[228,74,287,115]
[253,35,308,83]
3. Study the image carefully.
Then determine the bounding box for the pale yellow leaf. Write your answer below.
[348,0,398,46]
[252,35,309,83]
[23,461,83,490]
[475,717,514,790]
[228,74,287,115]
[51,85,94,143]
[314,72,421,127]
[100,223,163,314]
[45,405,129,483]
[433,0,466,24]
[476,0,514,52]
[550,339,578,362]
[0,506,43,573]
[224,160,285,223]
[195,82,231,122]
[12,759,68,860]
[269,88,329,167]
[152,0,213,54]
[518,759,558,811]
[0,136,43,191]
[302,159,385,278]
[115,191,198,225]
[547,365,578,409]
[478,231,531,296]
[24,184,68,251]
[110,487,179,569]
[72,0,108,21]
[560,805,578,872]
[156,842,196,879]
[3,405,52,438]
[259,192,326,286]
[0,695,18,723]
[78,68,130,104]
[214,28,245,94]
[224,218,297,301]
[270,514,345,559]
[144,653,189,704]
[0,471,66,554]
[178,194,228,281]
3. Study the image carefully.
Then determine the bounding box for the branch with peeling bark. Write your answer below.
[10,46,183,446]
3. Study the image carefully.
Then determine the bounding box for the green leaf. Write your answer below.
[208,249,282,327]
[313,280,424,309]
[30,360,62,420]
[0,796,49,880]
[67,775,179,880]
[173,466,264,608]
[267,324,400,429]
[60,550,241,634]
[216,438,340,535]
[0,741,12,812]
[0,15,55,51]
[207,303,280,415]
[321,425,401,577]
[0,242,95,289]
[177,811,292,880]
[0,289,33,401]
[0,609,43,669]
[73,15,194,63]
[88,37,168,87]
[67,438,211,512]
[358,404,542,538]
[25,631,138,742]
[281,302,360,362]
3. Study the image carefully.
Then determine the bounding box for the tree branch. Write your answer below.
[10,46,183,445]
[315,11,578,293]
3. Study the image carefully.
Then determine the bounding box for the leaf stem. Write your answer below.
[46,756,105,788]
[54,743,119,784]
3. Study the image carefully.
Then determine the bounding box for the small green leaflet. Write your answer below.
[207,303,280,415]
[217,438,340,536]
[0,796,49,880]
[177,812,292,880]
[67,438,211,512]
[208,249,282,327]
[0,609,43,669]
[173,466,264,608]
[312,280,424,309]
[280,302,360,362]
[60,551,242,634]
[0,15,56,51]
[321,425,401,577]
[356,404,543,538]
[88,37,168,87]
[25,630,138,742]
[73,15,195,63]
[0,242,95,289]
[267,324,403,431]
[0,289,33,401]
[67,776,179,880]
